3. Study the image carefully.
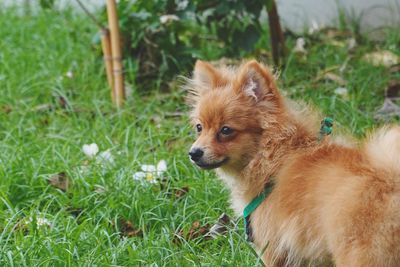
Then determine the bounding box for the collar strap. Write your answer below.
[319,117,333,140]
[243,182,274,219]
[243,182,274,241]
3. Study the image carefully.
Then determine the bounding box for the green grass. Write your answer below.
[0,7,399,267]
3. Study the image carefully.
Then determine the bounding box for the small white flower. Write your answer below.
[334,87,349,99]
[36,217,52,227]
[308,20,320,34]
[293,38,307,54]
[133,160,167,183]
[66,71,73,78]
[176,0,188,10]
[347,38,357,51]
[156,160,167,176]
[25,216,52,228]
[133,171,146,180]
[97,149,114,165]
[141,164,156,172]
[82,143,99,158]
[160,14,179,24]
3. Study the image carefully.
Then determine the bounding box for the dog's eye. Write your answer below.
[196,124,202,133]
[220,126,234,135]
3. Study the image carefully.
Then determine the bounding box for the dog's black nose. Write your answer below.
[189,148,204,162]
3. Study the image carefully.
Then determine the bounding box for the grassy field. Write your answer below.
[0,7,399,267]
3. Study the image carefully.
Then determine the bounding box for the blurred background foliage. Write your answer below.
[100,0,267,90]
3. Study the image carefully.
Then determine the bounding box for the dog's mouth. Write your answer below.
[194,157,229,170]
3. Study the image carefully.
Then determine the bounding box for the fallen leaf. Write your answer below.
[94,185,106,194]
[326,39,346,47]
[375,80,400,120]
[374,98,400,120]
[1,105,12,114]
[315,71,347,86]
[186,221,210,240]
[363,51,400,67]
[40,118,49,126]
[56,95,71,110]
[389,64,400,74]
[165,137,179,149]
[165,111,185,118]
[324,28,352,39]
[118,219,143,238]
[174,186,189,200]
[173,221,211,244]
[48,172,71,192]
[323,72,347,86]
[386,80,400,99]
[66,207,84,218]
[204,213,231,239]
[32,103,54,112]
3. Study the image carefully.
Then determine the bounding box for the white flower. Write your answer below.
[347,38,357,51]
[141,164,157,172]
[66,71,73,79]
[334,87,349,99]
[160,14,179,24]
[156,160,167,176]
[82,143,99,158]
[133,171,146,180]
[25,216,52,228]
[308,20,320,34]
[133,160,167,184]
[97,149,114,165]
[293,38,306,54]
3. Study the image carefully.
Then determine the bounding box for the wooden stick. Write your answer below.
[100,28,114,103]
[266,0,286,66]
[106,0,125,107]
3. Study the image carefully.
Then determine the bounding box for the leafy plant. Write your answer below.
[103,0,266,90]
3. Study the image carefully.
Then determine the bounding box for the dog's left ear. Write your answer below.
[236,60,281,103]
[192,60,224,89]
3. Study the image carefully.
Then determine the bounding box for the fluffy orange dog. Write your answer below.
[187,60,400,266]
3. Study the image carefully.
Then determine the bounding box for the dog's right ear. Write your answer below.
[192,60,223,89]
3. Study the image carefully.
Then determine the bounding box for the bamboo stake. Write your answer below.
[100,28,114,103]
[266,0,286,66]
[75,0,117,104]
[106,0,125,107]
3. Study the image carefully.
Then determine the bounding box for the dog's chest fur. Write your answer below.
[216,169,250,216]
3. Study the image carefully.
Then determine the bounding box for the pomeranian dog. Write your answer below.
[186,60,400,267]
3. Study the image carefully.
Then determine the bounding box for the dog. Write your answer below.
[186,60,400,267]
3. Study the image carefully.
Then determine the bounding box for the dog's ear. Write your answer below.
[236,60,281,103]
[192,60,223,89]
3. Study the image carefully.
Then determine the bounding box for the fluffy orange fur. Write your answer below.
[187,60,400,267]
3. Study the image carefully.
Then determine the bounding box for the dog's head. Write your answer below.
[187,60,285,171]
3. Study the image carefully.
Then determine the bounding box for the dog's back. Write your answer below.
[253,126,400,267]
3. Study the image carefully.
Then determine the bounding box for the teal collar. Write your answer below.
[319,117,333,140]
[243,182,274,241]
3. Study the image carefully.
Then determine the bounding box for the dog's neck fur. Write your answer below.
[217,117,317,216]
